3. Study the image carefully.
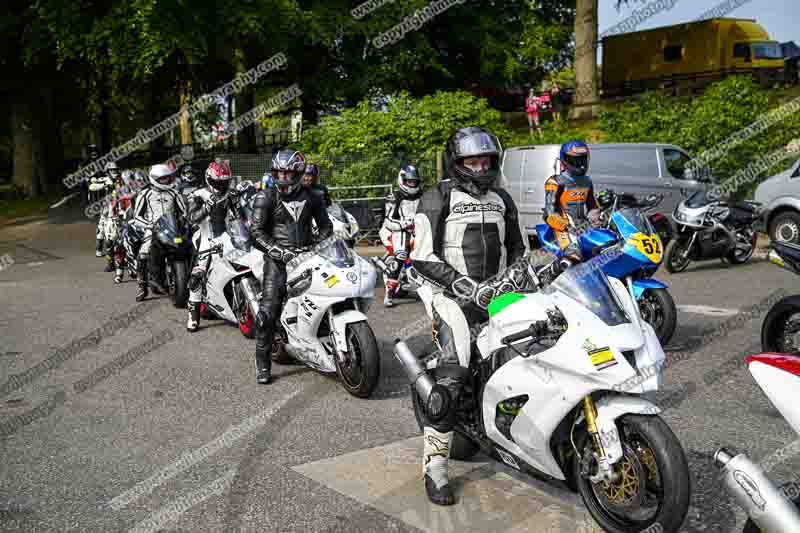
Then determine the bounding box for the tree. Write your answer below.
[573,0,598,120]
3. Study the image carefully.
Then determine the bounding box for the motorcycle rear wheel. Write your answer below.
[761,295,800,354]
[574,414,690,533]
[335,321,380,398]
[725,231,757,265]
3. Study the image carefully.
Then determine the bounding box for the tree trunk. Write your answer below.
[301,96,319,126]
[11,96,35,197]
[179,80,193,146]
[573,0,599,120]
[236,89,257,152]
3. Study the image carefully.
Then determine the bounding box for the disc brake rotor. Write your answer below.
[593,443,647,511]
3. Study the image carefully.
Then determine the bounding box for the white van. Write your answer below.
[501,143,710,240]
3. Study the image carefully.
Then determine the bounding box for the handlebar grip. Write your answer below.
[502,321,547,345]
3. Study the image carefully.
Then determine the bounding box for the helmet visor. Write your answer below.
[453,132,501,159]
[156,173,176,185]
[209,177,230,193]
[275,171,301,192]
[564,153,589,175]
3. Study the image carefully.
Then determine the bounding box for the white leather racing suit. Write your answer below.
[379,190,421,292]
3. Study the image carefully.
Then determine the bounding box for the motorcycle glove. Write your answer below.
[450,276,496,309]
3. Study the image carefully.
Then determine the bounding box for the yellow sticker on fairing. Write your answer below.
[325,275,339,288]
[627,232,662,264]
[174,237,183,244]
[589,347,618,370]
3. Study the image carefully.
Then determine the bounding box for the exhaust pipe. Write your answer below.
[238,277,261,322]
[393,340,449,421]
[714,447,800,532]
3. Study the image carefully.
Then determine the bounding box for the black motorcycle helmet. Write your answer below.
[87,144,100,161]
[180,164,196,184]
[271,149,306,197]
[445,126,502,196]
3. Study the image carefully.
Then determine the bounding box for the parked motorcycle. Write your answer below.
[715,352,800,532]
[151,212,192,308]
[762,241,800,354]
[195,217,265,338]
[665,188,762,273]
[395,253,690,532]
[265,237,381,398]
[536,200,677,346]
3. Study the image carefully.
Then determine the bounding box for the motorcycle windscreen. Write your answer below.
[317,237,355,268]
[154,213,180,246]
[544,264,629,326]
[327,203,347,222]
[612,208,655,237]
[227,218,252,252]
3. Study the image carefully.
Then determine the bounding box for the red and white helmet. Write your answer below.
[205,159,233,198]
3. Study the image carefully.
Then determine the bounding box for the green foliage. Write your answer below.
[599,76,800,199]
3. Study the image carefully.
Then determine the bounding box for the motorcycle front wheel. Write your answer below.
[171,260,189,308]
[665,238,692,273]
[761,295,800,354]
[639,288,677,346]
[573,414,690,533]
[334,321,380,398]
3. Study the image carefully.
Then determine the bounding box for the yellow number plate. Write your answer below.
[627,232,663,264]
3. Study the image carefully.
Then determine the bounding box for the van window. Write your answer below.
[663,149,691,179]
[733,43,751,61]
[752,42,783,60]
[664,45,683,62]
[590,148,659,177]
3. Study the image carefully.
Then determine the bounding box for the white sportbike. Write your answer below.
[395,254,690,533]
[270,237,381,398]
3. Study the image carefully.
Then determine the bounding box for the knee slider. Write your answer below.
[394,249,408,262]
[256,309,272,329]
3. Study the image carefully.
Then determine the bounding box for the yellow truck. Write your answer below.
[602,18,785,97]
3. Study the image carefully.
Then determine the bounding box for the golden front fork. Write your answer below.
[583,395,605,454]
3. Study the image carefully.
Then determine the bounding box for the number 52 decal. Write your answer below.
[628,232,663,264]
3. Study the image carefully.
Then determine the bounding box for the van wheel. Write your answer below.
[770,211,800,244]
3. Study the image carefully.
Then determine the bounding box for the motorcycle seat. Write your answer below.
[734,201,762,214]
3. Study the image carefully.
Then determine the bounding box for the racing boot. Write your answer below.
[114,265,124,284]
[95,238,105,257]
[149,260,166,294]
[135,261,148,301]
[422,427,455,505]
[186,302,201,332]
[384,279,398,307]
[255,347,271,384]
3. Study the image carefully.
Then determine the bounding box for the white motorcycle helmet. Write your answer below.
[397,164,421,195]
[105,161,121,182]
[148,163,177,191]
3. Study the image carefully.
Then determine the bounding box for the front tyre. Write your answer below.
[574,414,690,533]
[761,295,800,354]
[171,260,189,308]
[665,238,692,273]
[335,321,380,398]
[639,289,677,346]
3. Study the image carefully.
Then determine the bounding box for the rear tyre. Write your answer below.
[639,288,677,346]
[335,321,380,398]
[574,414,690,533]
[171,260,189,308]
[725,231,756,264]
[761,295,800,354]
[665,239,692,273]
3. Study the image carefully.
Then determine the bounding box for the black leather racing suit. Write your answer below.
[308,183,332,208]
[410,179,527,431]
[250,186,333,368]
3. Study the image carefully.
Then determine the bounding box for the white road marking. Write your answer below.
[127,469,237,533]
[677,305,740,317]
[110,386,304,510]
[25,262,44,267]
[293,437,602,532]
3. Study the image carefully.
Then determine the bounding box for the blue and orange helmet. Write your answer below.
[559,140,590,177]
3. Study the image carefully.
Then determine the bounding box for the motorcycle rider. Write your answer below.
[122,170,149,281]
[543,140,601,265]
[107,170,137,283]
[92,162,121,258]
[131,163,188,301]
[177,164,202,199]
[185,160,245,332]
[410,126,528,505]
[303,163,332,207]
[250,150,333,384]
[379,164,423,307]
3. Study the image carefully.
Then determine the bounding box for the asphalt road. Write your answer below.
[1,218,799,533]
